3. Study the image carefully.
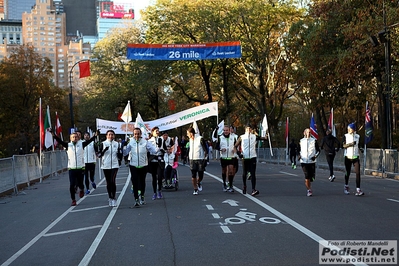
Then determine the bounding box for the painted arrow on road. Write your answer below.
[222,199,239,206]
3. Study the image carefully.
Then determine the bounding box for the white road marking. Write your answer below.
[206,205,214,210]
[71,205,111,212]
[387,198,399,203]
[204,171,366,265]
[212,213,221,219]
[279,171,298,177]
[44,225,103,237]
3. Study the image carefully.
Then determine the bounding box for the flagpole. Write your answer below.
[286,117,289,162]
[363,102,367,175]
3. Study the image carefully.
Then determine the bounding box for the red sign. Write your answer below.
[100,2,134,19]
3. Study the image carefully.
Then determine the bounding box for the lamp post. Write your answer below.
[69,58,98,132]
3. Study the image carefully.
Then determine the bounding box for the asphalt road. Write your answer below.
[1,159,398,266]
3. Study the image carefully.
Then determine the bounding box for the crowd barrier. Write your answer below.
[1,148,397,195]
[0,150,68,195]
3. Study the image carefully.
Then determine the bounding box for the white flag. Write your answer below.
[212,120,224,142]
[135,113,150,137]
[261,114,268,138]
[44,106,53,149]
[121,101,132,123]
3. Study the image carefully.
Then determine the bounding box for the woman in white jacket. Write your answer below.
[99,130,122,207]
[123,127,158,207]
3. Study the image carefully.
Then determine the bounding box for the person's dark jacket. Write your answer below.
[320,134,340,155]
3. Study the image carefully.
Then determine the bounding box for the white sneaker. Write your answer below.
[355,189,364,196]
[344,186,350,195]
[328,175,335,182]
[112,199,117,207]
[307,190,312,197]
[197,183,202,192]
[193,190,198,195]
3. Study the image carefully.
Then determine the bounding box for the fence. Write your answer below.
[1,148,398,195]
[0,150,68,195]
[257,148,399,178]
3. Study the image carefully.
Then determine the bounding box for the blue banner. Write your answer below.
[127,42,241,60]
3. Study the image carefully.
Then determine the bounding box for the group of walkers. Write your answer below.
[289,123,364,197]
[55,119,275,207]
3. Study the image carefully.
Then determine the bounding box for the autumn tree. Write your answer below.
[0,45,68,157]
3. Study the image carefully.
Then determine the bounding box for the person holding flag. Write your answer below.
[148,127,165,200]
[234,124,267,196]
[342,123,364,196]
[83,131,98,195]
[52,129,99,206]
[186,126,208,195]
[213,125,238,192]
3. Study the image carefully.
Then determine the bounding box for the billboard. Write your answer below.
[100,1,134,19]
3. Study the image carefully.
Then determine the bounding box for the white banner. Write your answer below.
[96,102,218,135]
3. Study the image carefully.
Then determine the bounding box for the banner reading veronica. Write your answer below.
[96,102,218,135]
[126,42,241,60]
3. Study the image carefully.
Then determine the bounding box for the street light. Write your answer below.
[69,58,98,132]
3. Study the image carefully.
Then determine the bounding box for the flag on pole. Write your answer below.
[211,120,224,142]
[365,102,374,145]
[260,114,273,156]
[260,114,268,138]
[285,117,289,146]
[39,98,44,151]
[328,108,336,137]
[44,106,53,149]
[310,114,318,140]
[193,120,200,136]
[134,112,150,137]
[54,112,63,147]
[79,61,91,78]
[121,101,132,123]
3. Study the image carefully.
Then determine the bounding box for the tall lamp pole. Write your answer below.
[69,58,97,132]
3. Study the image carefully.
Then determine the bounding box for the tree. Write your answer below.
[0,45,67,156]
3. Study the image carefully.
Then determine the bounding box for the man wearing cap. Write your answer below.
[342,123,364,196]
[320,129,340,182]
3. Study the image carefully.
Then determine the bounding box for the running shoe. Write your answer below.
[328,175,335,182]
[223,184,228,192]
[344,185,350,195]
[108,198,112,206]
[157,191,163,199]
[79,190,84,198]
[111,199,117,207]
[291,163,294,169]
[71,200,77,206]
[198,182,202,192]
[91,182,97,189]
[251,189,259,196]
[228,187,234,193]
[134,199,140,207]
[355,190,364,196]
[85,189,90,195]
[152,193,157,200]
[293,165,296,170]
[140,196,146,205]
[193,190,198,195]
[247,172,251,180]
[307,190,312,197]
[243,186,247,194]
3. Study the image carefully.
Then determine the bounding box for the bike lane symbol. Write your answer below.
[224,210,281,225]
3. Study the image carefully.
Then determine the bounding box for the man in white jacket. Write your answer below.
[123,127,158,207]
